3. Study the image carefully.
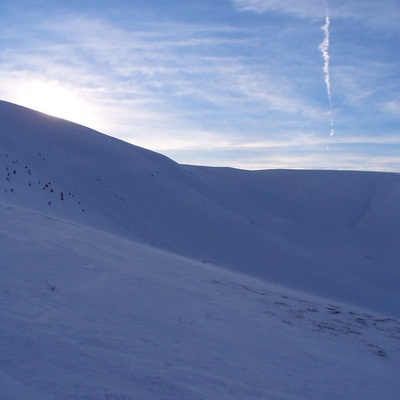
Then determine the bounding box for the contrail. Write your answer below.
[319,0,334,136]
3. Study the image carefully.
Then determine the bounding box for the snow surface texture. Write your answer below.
[1,100,399,399]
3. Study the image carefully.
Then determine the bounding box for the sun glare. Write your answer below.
[15,80,99,128]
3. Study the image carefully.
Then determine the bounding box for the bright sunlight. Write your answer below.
[13,79,100,128]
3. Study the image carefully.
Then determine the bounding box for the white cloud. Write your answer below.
[232,0,400,32]
[333,0,400,32]
[166,143,400,172]
[2,4,399,172]
[0,15,324,139]
[380,100,400,116]
[231,0,325,19]
[333,63,394,109]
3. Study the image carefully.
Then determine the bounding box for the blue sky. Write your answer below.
[1,0,399,171]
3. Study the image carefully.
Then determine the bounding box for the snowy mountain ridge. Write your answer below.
[1,99,399,317]
[1,100,400,399]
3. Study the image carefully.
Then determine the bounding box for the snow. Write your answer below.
[1,100,399,399]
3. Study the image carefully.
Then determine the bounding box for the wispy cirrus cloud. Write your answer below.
[380,99,400,116]
[1,0,399,172]
[1,15,323,142]
[333,62,399,111]
[231,0,325,18]
[232,0,400,32]
[167,140,400,172]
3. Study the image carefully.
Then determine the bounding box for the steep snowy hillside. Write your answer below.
[1,100,399,317]
[1,203,399,399]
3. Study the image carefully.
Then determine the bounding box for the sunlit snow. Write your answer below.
[1,100,399,399]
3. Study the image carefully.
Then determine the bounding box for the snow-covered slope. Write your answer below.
[1,204,399,399]
[1,100,399,317]
[1,100,400,399]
